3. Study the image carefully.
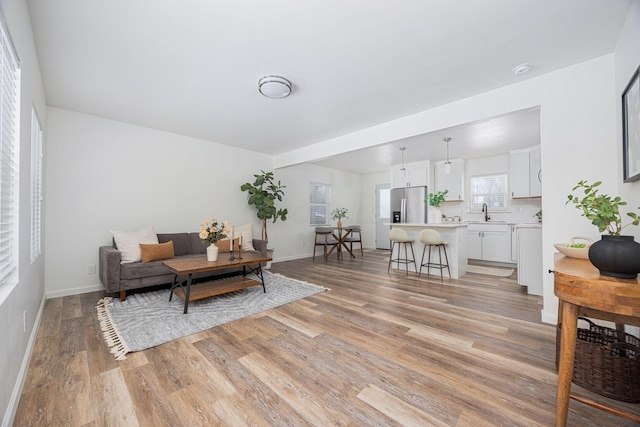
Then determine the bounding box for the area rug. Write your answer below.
[96,271,327,360]
[466,265,515,277]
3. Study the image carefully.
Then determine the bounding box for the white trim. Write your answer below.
[46,283,105,299]
[2,294,45,427]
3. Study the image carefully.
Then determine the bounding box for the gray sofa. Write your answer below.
[99,232,268,300]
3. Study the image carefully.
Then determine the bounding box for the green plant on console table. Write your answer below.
[240,170,288,243]
[566,180,639,235]
[330,207,349,221]
[427,190,448,208]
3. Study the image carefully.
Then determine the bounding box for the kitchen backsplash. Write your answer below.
[439,199,542,224]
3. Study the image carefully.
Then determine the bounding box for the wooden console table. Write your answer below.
[553,253,640,426]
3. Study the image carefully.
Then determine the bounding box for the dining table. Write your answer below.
[327,227,356,260]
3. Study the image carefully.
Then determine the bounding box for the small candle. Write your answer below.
[231,226,234,250]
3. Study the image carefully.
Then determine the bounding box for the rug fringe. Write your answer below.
[96,297,130,360]
[269,272,330,291]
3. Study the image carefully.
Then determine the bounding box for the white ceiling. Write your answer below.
[27,0,632,172]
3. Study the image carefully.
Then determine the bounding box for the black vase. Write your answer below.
[588,235,640,279]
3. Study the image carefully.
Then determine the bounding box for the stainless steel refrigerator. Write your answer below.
[390,186,428,224]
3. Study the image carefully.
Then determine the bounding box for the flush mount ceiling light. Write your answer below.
[399,146,407,178]
[443,137,452,174]
[258,75,292,99]
[512,63,532,75]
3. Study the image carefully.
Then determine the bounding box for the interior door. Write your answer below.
[376,184,390,249]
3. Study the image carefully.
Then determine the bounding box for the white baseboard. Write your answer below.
[46,283,105,299]
[3,294,46,427]
[541,309,558,325]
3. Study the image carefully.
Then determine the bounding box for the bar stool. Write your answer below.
[313,227,339,263]
[418,229,451,281]
[388,228,416,275]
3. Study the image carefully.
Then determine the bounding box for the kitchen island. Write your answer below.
[385,223,468,278]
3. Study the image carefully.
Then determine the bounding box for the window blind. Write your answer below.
[309,182,330,225]
[470,174,507,212]
[0,18,20,282]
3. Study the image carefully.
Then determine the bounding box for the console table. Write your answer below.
[553,253,640,426]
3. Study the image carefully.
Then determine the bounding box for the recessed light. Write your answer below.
[512,63,532,75]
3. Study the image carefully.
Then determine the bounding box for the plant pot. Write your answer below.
[588,235,640,279]
[206,244,219,262]
[264,248,274,270]
[428,208,442,224]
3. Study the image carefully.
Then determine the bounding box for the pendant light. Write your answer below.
[443,137,452,174]
[399,147,407,178]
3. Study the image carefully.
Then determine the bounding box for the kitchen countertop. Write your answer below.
[384,223,467,228]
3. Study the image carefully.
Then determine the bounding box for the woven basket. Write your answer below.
[556,317,640,402]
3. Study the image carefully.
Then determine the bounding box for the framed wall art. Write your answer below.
[623,65,640,182]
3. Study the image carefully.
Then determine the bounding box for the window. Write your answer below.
[0,17,20,283]
[309,182,330,225]
[31,108,43,262]
[470,174,507,211]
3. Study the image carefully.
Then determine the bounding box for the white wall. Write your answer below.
[616,1,640,241]
[44,109,365,295]
[0,0,48,425]
[275,54,620,324]
[274,163,364,260]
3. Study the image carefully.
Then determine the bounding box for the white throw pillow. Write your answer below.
[110,225,159,263]
[236,223,255,251]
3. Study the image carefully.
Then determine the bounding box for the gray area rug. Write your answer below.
[96,271,327,359]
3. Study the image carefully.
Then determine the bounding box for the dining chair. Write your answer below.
[344,225,363,256]
[418,229,451,281]
[388,228,416,275]
[313,227,339,263]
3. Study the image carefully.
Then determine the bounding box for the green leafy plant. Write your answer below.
[330,207,349,221]
[566,180,640,235]
[427,190,448,208]
[534,210,542,221]
[240,171,288,243]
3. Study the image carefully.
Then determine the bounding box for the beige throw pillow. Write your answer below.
[215,238,240,253]
[110,225,159,263]
[236,223,255,251]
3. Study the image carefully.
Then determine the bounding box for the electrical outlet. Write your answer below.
[23,310,27,332]
[88,264,96,275]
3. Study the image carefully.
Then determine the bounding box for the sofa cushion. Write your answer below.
[140,241,175,263]
[189,232,208,254]
[157,233,191,256]
[111,225,158,263]
[120,259,173,280]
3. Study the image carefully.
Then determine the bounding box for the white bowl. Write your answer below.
[553,236,593,259]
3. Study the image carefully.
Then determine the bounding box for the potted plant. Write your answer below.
[331,207,349,228]
[199,217,230,261]
[566,180,640,278]
[240,170,288,244]
[427,190,448,223]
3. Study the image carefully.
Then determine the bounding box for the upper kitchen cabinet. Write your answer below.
[510,145,541,198]
[390,161,429,188]
[434,159,465,201]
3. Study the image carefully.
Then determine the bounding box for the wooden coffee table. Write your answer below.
[162,251,272,314]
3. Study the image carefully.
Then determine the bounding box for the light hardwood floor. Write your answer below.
[13,250,640,426]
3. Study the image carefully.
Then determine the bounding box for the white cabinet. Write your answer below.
[390,161,429,188]
[467,223,510,262]
[434,159,464,201]
[510,225,518,263]
[510,145,541,198]
[517,226,542,295]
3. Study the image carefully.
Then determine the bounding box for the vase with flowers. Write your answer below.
[199,217,231,261]
[566,180,640,278]
[331,207,349,228]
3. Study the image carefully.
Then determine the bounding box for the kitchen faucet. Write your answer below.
[482,203,491,221]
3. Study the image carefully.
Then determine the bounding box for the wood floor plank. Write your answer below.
[14,250,640,426]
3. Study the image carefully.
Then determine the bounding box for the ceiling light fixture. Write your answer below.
[512,63,532,76]
[258,75,292,99]
[443,137,452,174]
[399,146,407,178]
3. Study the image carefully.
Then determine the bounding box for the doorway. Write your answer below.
[376,183,390,249]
